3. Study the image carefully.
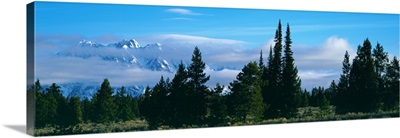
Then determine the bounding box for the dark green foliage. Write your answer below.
[281,23,301,118]
[325,80,338,106]
[334,40,397,114]
[262,21,301,119]
[336,51,352,114]
[319,96,331,111]
[138,85,152,123]
[261,46,273,117]
[299,89,310,107]
[372,43,389,110]
[67,96,83,126]
[384,57,399,110]
[141,76,171,128]
[168,61,190,127]
[310,87,325,107]
[228,62,264,121]
[259,50,265,72]
[349,39,379,113]
[92,79,117,123]
[187,46,210,125]
[114,86,135,122]
[31,80,47,128]
[263,20,284,119]
[46,83,62,126]
[131,97,140,119]
[81,98,92,122]
[207,83,228,126]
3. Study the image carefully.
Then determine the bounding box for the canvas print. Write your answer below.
[27,1,400,136]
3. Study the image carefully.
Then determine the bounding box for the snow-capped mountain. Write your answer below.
[54,37,237,99]
[108,38,141,49]
[77,39,105,47]
[143,43,162,50]
[58,38,177,72]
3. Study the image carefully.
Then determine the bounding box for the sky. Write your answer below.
[34,1,399,90]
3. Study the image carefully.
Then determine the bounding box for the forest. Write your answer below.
[27,20,399,136]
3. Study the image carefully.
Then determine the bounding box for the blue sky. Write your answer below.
[34,2,399,89]
[36,2,398,50]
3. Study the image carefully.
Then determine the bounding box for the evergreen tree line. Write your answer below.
[306,39,400,114]
[140,20,306,127]
[29,79,140,129]
[28,20,399,130]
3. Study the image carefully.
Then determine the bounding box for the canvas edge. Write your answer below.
[26,1,35,136]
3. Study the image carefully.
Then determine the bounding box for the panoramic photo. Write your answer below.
[27,1,399,136]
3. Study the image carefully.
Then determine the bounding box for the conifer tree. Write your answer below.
[81,97,92,122]
[114,86,134,122]
[300,89,310,107]
[319,95,331,113]
[168,61,189,127]
[187,46,210,125]
[229,62,264,121]
[336,51,351,114]
[31,80,48,128]
[349,38,378,113]
[281,23,301,118]
[384,56,399,110]
[208,83,228,126]
[92,79,117,123]
[139,85,153,124]
[264,20,284,118]
[45,83,62,126]
[325,80,338,105]
[130,97,140,118]
[262,46,274,118]
[144,76,170,128]
[259,50,265,72]
[67,96,83,126]
[372,43,389,110]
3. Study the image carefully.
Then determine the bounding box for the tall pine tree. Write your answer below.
[372,43,389,110]
[92,79,117,123]
[281,23,301,118]
[67,96,83,126]
[336,51,351,114]
[114,86,134,122]
[168,61,189,127]
[349,38,378,113]
[229,62,264,121]
[208,83,228,126]
[264,20,283,119]
[187,46,210,125]
[384,57,399,110]
[81,97,92,122]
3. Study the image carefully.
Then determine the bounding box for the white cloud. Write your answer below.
[205,69,241,87]
[36,57,175,87]
[292,36,356,89]
[36,34,357,90]
[164,17,196,21]
[298,71,339,89]
[165,8,203,15]
[294,36,356,71]
[138,34,246,46]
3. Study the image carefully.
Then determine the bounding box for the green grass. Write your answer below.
[34,108,399,136]
[233,107,399,126]
[34,120,148,136]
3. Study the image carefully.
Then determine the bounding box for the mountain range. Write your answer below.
[51,38,231,99]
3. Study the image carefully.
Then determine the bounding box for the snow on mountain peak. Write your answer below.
[109,38,141,49]
[144,43,162,50]
[129,38,141,48]
[77,39,104,47]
